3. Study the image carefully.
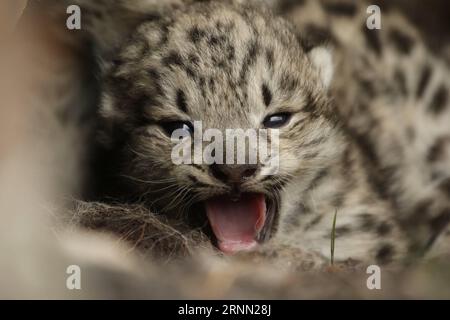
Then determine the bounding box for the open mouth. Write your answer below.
[203,193,278,254]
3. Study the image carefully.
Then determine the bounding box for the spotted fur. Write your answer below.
[275,0,450,262]
[62,0,449,264]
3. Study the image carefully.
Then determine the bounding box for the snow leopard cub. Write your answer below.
[64,0,449,264]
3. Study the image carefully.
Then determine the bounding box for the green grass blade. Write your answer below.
[330,209,338,266]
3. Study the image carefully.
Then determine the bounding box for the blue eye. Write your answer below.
[162,121,194,136]
[263,113,292,128]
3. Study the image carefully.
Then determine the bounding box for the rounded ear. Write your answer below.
[307,46,334,89]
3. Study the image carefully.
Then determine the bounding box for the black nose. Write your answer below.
[210,164,258,183]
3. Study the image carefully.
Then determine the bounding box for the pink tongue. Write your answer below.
[205,194,266,254]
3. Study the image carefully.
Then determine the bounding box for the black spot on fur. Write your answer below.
[132,94,159,126]
[158,23,170,46]
[300,137,327,149]
[189,26,206,43]
[198,76,207,97]
[335,225,351,237]
[299,24,332,52]
[341,147,353,173]
[427,136,450,162]
[176,90,188,113]
[262,84,272,106]
[394,70,407,96]
[148,68,163,95]
[217,60,227,70]
[416,64,432,98]
[359,213,376,231]
[323,2,357,16]
[377,222,392,236]
[192,164,205,172]
[332,193,345,208]
[148,68,161,81]
[187,175,198,183]
[303,151,320,159]
[248,41,259,60]
[307,168,329,191]
[430,85,448,114]
[376,244,394,264]
[302,91,319,115]
[411,199,433,223]
[260,175,274,183]
[111,58,123,67]
[239,41,259,84]
[298,203,311,215]
[266,48,275,70]
[359,79,376,98]
[304,215,323,231]
[184,65,196,79]
[389,29,415,54]
[350,130,379,166]
[162,51,184,68]
[438,178,450,197]
[209,78,215,91]
[362,25,382,56]
[227,45,236,61]
[430,209,450,233]
[209,35,220,46]
[188,54,200,66]
[277,0,305,13]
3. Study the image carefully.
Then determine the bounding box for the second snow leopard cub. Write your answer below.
[67,0,449,264]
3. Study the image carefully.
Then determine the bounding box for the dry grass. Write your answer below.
[68,201,213,261]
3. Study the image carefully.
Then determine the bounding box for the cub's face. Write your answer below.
[100,1,340,253]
